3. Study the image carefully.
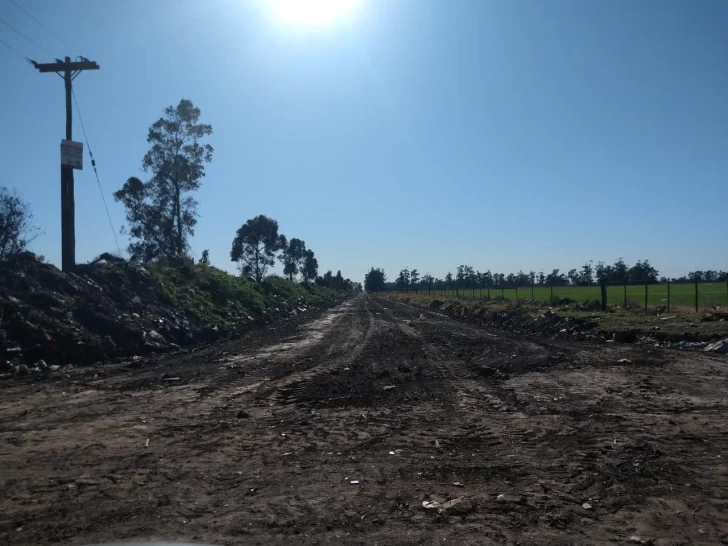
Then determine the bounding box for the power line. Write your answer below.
[0,16,53,56]
[71,88,122,256]
[9,0,67,46]
[0,35,27,58]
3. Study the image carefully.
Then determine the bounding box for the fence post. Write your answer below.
[644,284,648,315]
[550,283,553,302]
[487,286,491,299]
[531,282,535,301]
[623,283,627,308]
[515,286,519,301]
[695,280,699,313]
[667,278,670,313]
[501,287,505,299]
[600,280,607,311]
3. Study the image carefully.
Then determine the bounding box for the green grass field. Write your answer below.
[417,283,728,310]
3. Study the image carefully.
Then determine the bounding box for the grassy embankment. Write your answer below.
[146,262,346,328]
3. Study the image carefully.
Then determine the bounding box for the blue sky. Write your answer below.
[1,0,726,282]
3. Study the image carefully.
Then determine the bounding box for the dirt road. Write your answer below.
[2,296,727,545]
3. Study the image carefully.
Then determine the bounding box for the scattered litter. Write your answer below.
[435,439,440,448]
[660,316,675,321]
[617,358,632,364]
[496,494,505,501]
[350,480,360,485]
[442,497,465,510]
[582,502,592,510]
[452,482,464,487]
[704,339,728,354]
[628,536,648,544]
[422,500,441,510]
[382,385,395,391]
[162,377,180,381]
[145,438,149,448]
[389,451,395,455]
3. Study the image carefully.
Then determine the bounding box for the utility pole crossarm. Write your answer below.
[34,59,99,73]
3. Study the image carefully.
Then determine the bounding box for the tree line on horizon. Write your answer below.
[364,259,727,293]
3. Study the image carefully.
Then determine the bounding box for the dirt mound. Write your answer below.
[0,255,341,372]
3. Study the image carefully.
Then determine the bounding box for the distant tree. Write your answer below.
[515,270,529,286]
[595,261,613,284]
[114,99,213,261]
[629,259,659,284]
[567,269,579,286]
[279,237,307,281]
[410,269,420,291]
[456,265,467,290]
[612,258,629,284]
[422,273,434,293]
[300,249,318,284]
[199,249,210,265]
[364,267,387,292]
[579,262,594,286]
[230,215,286,282]
[537,270,546,285]
[396,267,411,291]
[445,272,453,290]
[0,187,39,261]
[546,269,568,286]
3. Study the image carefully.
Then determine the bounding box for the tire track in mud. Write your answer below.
[255,298,376,407]
[371,297,511,415]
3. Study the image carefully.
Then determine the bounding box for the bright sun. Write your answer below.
[266,0,359,25]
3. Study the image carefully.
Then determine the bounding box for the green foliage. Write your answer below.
[396,267,410,290]
[300,249,318,284]
[230,215,286,283]
[364,267,386,292]
[316,269,355,290]
[279,237,307,281]
[199,249,210,265]
[147,262,348,328]
[114,99,213,262]
[0,187,39,261]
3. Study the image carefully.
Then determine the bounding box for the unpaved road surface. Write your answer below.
[2,296,728,545]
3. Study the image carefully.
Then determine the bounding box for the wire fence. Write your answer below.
[408,280,728,313]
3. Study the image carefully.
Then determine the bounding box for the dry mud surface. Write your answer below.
[1,296,727,545]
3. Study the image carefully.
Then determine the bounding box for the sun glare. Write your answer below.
[266,0,359,26]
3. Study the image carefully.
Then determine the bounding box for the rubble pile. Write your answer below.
[0,253,332,373]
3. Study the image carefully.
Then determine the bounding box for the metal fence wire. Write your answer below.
[409,280,728,314]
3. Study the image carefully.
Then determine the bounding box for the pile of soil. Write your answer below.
[0,253,321,372]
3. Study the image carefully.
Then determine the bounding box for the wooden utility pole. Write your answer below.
[31,56,99,271]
